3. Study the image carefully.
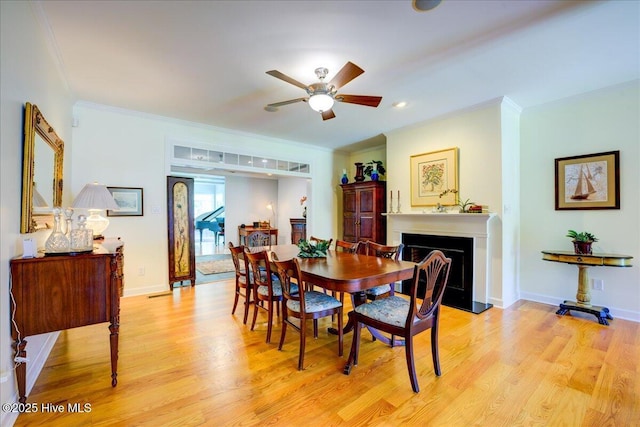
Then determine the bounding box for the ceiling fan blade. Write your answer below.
[335,94,382,108]
[327,62,364,90]
[267,97,307,108]
[266,70,308,90]
[321,109,336,121]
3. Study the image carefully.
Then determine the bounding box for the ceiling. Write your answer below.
[37,1,638,151]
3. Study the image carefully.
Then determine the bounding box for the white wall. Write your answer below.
[70,103,339,296]
[385,99,510,307]
[0,2,74,423]
[520,81,639,321]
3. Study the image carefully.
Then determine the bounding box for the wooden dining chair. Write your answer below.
[332,240,362,311]
[365,241,404,300]
[345,249,452,392]
[247,231,270,247]
[245,249,283,343]
[228,242,252,324]
[309,236,333,248]
[272,254,343,370]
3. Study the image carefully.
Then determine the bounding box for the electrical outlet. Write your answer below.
[592,279,604,291]
[138,266,145,276]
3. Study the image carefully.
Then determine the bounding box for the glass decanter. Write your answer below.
[70,214,93,252]
[45,207,70,253]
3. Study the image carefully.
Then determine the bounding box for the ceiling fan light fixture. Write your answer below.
[308,93,334,113]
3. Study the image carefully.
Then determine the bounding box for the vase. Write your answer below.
[341,173,349,184]
[354,162,365,182]
[370,170,379,181]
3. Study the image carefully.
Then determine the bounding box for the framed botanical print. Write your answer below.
[555,151,620,210]
[167,176,195,288]
[410,147,459,207]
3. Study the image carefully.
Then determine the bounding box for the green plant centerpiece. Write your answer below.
[566,229,598,255]
[363,160,385,181]
[297,238,331,258]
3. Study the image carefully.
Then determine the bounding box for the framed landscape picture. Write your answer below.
[107,187,144,216]
[410,147,458,207]
[555,150,620,210]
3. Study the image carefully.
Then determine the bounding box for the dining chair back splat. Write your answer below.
[272,254,343,370]
[365,242,404,300]
[345,249,452,393]
[309,236,334,248]
[245,249,283,343]
[247,231,270,247]
[229,242,252,324]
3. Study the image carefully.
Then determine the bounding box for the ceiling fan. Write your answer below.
[265,62,382,121]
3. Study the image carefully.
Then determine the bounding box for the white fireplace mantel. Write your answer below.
[385,212,497,308]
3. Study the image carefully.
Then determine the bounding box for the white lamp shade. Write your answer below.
[308,94,334,112]
[72,183,119,238]
[72,182,119,210]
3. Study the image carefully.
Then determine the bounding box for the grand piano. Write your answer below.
[195,206,225,245]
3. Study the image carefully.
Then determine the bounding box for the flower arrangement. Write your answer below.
[439,188,474,212]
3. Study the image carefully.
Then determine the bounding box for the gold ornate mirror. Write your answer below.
[20,102,64,233]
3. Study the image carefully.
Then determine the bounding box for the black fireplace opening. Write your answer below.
[400,233,492,314]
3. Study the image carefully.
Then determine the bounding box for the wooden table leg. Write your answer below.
[556,264,613,325]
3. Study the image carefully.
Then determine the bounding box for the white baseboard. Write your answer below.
[519,292,639,323]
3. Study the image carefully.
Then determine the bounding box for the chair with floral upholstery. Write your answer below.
[245,249,288,343]
[273,254,343,370]
[365,241,404,300]
[345,249,452,392]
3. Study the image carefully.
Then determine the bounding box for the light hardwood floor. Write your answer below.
[14,279,639,426]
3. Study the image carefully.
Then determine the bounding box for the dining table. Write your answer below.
[253,244,417,347]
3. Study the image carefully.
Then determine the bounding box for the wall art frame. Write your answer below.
[167,176,196,288]
[410,147,458,207]
[555,150,620,210]
[107,187,144,216]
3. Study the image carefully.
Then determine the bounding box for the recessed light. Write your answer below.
[392,101,407,108]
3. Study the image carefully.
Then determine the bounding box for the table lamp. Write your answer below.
[72,182,119,239]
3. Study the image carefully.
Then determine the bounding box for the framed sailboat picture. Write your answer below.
[555,151,620,210]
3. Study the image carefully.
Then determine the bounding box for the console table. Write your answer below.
[9,247,124,403]
[541,250,632,325]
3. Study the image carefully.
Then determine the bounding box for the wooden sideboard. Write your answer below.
[290,218,306,244]
[9,246,124,403]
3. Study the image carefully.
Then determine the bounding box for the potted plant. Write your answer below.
[566,229,598,255]
[363,160,385,181]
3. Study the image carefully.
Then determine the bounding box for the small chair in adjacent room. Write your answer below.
[245,249,284,343]
[365,241,404,300]
[228,242,252,324]
[273,254,343,370]
[247,231,270,247]
[345,249,452,392]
